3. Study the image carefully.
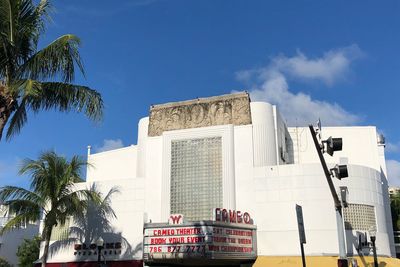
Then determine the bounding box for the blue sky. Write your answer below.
[1,0,400,187]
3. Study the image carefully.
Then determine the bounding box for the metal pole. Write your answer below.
[308,126,341,208]
[309,126,348,266]
[371,237,378,267]
[340,196,348,254]
[300,242,306,267]
[97,247,102,267]
[296,204,307,267]
[336,207,347,260]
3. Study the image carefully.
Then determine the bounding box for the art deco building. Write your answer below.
[41,92,400,267]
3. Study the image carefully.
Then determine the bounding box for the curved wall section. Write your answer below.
[247,163,393,257]
[344,164,393,256]
[250,102,277,166]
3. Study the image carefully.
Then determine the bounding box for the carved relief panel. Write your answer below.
[148,92,252,136]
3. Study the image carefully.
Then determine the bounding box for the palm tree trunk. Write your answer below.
[0,87,14,141]
[0,108,11,141]
[41,228,52,267]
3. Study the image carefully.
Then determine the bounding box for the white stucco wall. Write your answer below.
[86,145,137,183]
[0,224,39,265]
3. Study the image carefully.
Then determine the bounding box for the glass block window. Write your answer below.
[343,204,376,231]
[170,137,222,221]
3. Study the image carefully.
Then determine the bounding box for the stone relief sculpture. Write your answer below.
[148,92,251,136]
[188,104,208,126]
[232,97,251,123]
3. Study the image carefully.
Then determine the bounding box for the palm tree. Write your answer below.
[0,151,94,267]
[0,0,103,141]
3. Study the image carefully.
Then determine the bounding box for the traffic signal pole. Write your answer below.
[309,125,348,267]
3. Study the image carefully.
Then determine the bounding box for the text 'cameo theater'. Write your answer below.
[40,93,400,267]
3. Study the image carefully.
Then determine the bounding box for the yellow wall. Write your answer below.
[254,256,400,267]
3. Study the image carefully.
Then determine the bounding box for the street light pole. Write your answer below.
[309,125,348,267]
[369,228,378,267]
[96,237,104,267]
[335,207,348,266]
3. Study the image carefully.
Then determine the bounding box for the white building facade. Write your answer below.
[42,93,399,267]
[0,205,39,265]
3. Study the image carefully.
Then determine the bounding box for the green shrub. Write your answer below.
[16,236,41,267]
[0,257,12,267]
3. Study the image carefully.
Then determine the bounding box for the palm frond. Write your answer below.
[0,185,43,204]
[13,78,43,96]
[19,34,84,82]
[18,151,72,203]
[69,155,87,182]
[0,0,16,44]
[33,0,51,35]
[58,189,90,212]
[35,0,51,19]
[0,0,42,78]
[19,156,49,194]
[5,98,27,139]
[0,212,37,234]
[5,199,41,219]
[13,0,51,63]
[19,156,46,176]
[103,186,120,203]
[27,81,103,121]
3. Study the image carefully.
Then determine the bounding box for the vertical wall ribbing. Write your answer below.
[251,102,277,166]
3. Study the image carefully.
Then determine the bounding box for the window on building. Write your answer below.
[343,204,377,231]
[170,137,222,221]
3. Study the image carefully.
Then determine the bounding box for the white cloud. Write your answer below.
[95,139,124,153]
[386,159,400,186]
[236,45,362,126]
[271,45,362,86]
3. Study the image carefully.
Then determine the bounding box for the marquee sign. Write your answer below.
[143,209,257,263]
